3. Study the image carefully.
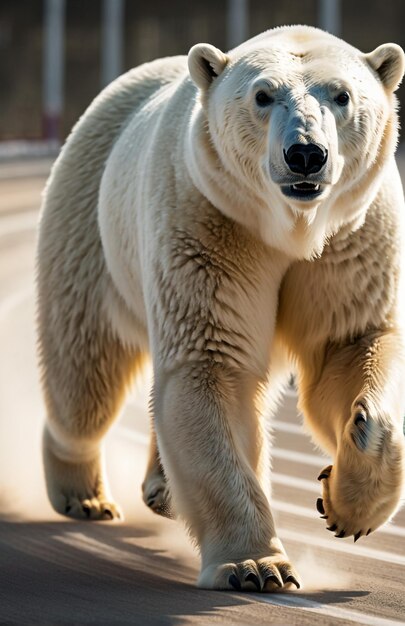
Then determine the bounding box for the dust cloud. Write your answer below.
[0,297,56,520]
[0,307,194,572]
[295,547,353,591]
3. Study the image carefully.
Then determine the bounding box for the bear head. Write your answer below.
[187,25,405,259]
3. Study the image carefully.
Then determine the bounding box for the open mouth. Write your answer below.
[281,182,323,201]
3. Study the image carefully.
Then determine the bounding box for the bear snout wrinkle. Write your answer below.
[283,143,328,176]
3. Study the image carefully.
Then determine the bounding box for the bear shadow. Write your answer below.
[0,517,371,626]
[0,518,249,625]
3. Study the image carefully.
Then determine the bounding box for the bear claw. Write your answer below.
[245,572,261,591]
[102,509,114,520]
[285,575,301,589]
[229,574,242,591]
[316,498,325,514]
[264,574,283,588]
[318,465,333,481]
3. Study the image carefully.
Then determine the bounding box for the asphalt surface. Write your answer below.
[0,157,405,625]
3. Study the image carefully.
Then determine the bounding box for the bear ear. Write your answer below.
[365,43,405,91]
[188,43,229,90]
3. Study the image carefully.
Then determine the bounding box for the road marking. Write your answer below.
[272,446,329,466]
[279,527,405,566]
[253,593,404,626]
[273,471,316,492]
[272,419,303,435]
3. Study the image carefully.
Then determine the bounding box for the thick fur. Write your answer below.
[37,26,405,591]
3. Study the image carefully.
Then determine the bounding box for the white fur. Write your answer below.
[37,26,405,591]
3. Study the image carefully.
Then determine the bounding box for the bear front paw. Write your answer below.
[317,464,372,540]
[316,400,405,541]
[198,556,301,592]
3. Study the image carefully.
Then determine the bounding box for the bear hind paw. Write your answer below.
[43,433,122,522]
[64,495,122,521]
[142,474,173,519]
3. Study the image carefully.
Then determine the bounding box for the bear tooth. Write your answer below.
[292,183,320,191]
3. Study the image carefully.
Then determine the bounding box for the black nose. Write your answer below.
[284,143,328,176]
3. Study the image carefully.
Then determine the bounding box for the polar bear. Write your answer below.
[37,25,405,592]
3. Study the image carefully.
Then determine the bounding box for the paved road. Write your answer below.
[0,157,405,625]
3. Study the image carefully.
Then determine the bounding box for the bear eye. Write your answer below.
[255,90,274,107]
[334,91,350,106]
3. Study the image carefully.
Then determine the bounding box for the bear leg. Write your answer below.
[299,330,405,539]
[152,362,301,591]
[40,325,144,521]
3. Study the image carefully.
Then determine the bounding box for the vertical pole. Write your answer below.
[101,0,125,87]
[227,0,249,50]
[43,0,65,142]
[319,0,341,36]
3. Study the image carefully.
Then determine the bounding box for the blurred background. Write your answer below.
[0,0,404,153]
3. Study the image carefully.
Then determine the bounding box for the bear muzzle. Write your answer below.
[269,141,331,203]
[283,143,328,177]
[282,143,328,202]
